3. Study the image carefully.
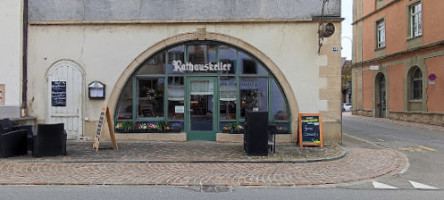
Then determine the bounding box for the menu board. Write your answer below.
[298,113,323,147]
[51,81,66,107]
[93,105,118,151]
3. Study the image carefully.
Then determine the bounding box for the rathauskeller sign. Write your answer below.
[172,60,232,72]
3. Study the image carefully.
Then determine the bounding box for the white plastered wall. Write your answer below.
[0,0,22,110]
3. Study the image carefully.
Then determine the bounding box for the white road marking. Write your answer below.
[372,181,398,189]
[409,181,438,190]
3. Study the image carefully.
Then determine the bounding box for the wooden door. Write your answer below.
[47,61,84,139]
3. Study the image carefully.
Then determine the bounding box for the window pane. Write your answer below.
[168,77,184,120]
[271,79,289,121]
[412,69,422,100]
[167,45,185,74]
[240,77,268,117]
[220,77,237,120]
[219,45,236,74]
[377,20,385,48]
[138,78,164,118]
[116,80,133,120]
[187,44,217,73]
[136,52,165,75]
[239,52,267,74]
[410,3,422,37]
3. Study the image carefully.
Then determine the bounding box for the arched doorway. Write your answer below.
[375,73,386,118]
[47,60,85,139]
[113,41,292,141]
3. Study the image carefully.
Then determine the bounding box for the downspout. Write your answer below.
[21,0,28,118]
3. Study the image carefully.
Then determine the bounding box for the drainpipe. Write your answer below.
[21,0,28,118]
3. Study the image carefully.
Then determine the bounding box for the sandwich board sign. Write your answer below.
[93,104,118,151]
[298,113,324,148]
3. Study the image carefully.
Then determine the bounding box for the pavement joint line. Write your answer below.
[0,148,347,164]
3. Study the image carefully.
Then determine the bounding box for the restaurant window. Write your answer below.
[168,76,184,120]
[137,77,164,118]
[271,79,289,121]
[240,77,268,117]
[220,76,237,120]
[239,52,267,75]
[116,81,133,120]
[115,41,290,134]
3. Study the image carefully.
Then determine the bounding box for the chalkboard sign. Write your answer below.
[298,113,323,147]
[51,81,66,107]
[96,111,105,140]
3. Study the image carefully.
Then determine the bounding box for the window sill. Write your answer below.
[375,46,386,51]
[408,99,422,103]
[407,35,422,41]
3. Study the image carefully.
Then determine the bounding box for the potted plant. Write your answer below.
[122,121,134,133]
[229,122,243,134]
[147,123,157,133]
[156,120,169,133]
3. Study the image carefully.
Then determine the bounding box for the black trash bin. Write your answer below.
[244,111,268,156]
[32,123,67,157]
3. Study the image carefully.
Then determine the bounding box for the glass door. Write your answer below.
[186,77,218,140]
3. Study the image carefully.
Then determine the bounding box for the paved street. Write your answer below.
[342,112,444,190]
[0,140,405,187]
[1,113,443,191]
[1,113,444,199]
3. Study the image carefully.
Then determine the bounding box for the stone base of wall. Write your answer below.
[216,133,295,144]
[9,117,36,127]
[354,110,373,117]
[389,111,444,126]
[115,133,187,142]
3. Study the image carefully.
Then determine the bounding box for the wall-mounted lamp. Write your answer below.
[88,81,105,99]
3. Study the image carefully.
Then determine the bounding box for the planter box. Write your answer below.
[216,133,244,143]
[115,132,187,142]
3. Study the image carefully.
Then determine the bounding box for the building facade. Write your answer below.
[19,0,342,143]
[352,0,444,125]
[0,0,24,118]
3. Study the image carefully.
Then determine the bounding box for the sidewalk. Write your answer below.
[0,140,407,187]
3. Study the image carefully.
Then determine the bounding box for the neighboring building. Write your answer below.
[352,0,444,125]
[341,58,352,104]
[14,0,342,143]
[0,0,24,118]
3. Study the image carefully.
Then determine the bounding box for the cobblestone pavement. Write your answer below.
[0,141,407,187]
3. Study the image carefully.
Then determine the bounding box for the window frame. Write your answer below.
[376,19,386,49]
[114,41,292,134]
[410,67,423,100]
[409,2,422,38]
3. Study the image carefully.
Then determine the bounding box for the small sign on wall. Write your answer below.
[369,65,380,71]
[175,105,185,113]
[0,84,5,105]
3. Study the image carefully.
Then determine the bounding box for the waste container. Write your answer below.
[244,111,268,156]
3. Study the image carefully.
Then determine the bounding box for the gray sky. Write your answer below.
[341,0,353,60]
